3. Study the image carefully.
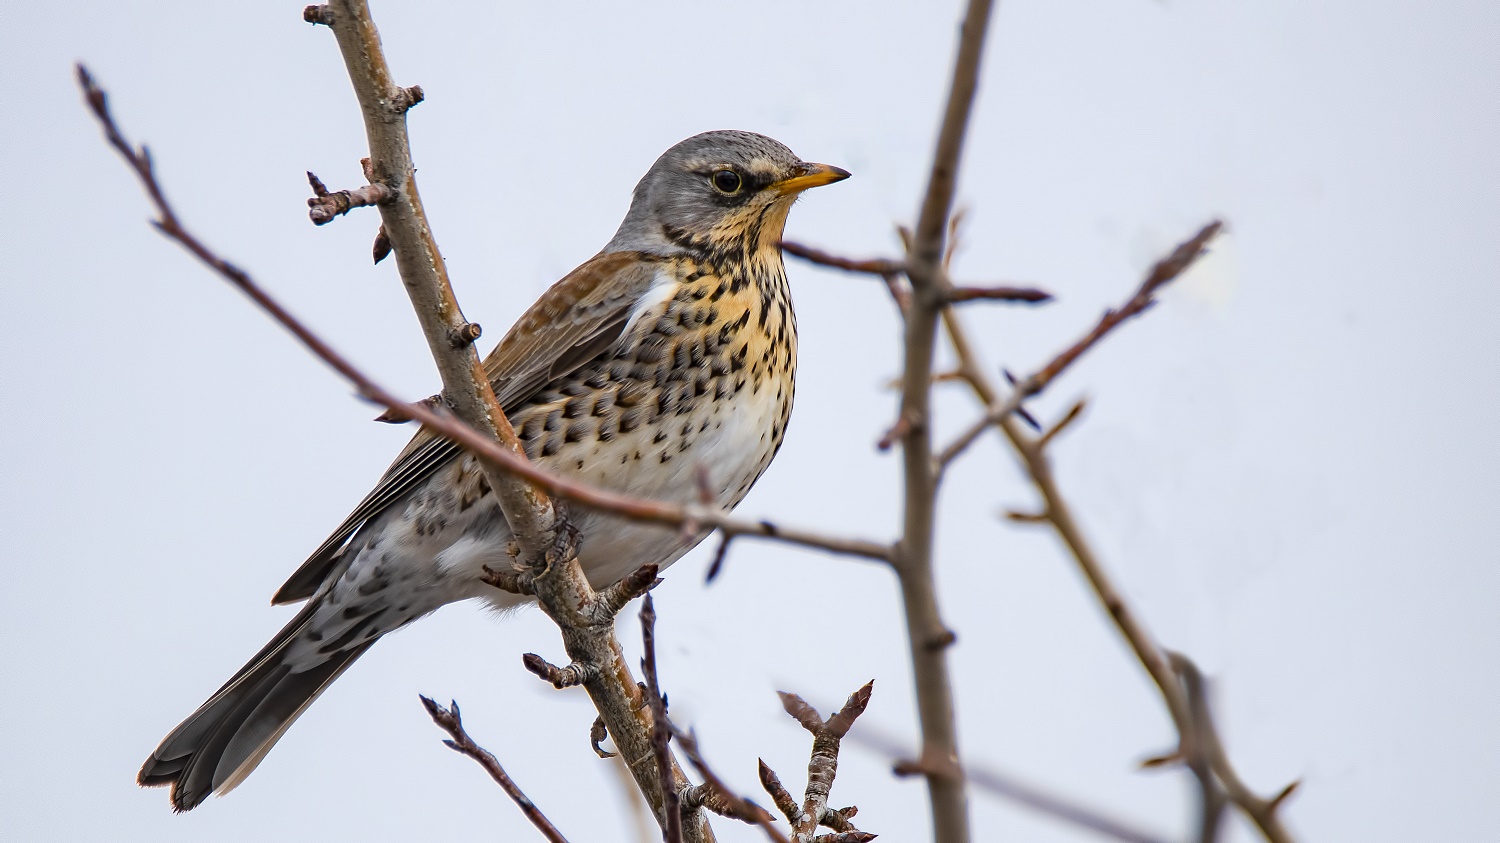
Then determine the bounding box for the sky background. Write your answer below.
[3,1,1498,840]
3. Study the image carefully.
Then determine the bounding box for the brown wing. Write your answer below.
[271,251,664,604]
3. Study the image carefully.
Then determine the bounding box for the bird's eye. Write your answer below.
[711,169,743,194]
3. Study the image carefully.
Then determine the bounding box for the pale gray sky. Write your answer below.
[3,1,1498,841]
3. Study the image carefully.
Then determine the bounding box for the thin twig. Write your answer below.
[419,696,571,843]
[936,240,1297,842]
[780,241,904,276]
[888,1,998,841]
[1171,654,1297,842]
[762,684,878,843]
[934,220,1224,473]
[947,285,1053,304]
[672,725,790,843]
[640,595,683,843]
[318,0,555,550]
[839,719,1177,843]
[305,169,393,224]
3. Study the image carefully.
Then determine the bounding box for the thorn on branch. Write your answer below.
[923,629,958,651]
[1002,510,1049,524]
[372,224,392,264]
[1268,780,1300,812]
[447,321,482,348]
[589,715,615,758]
[947,285,1054,304]
[1037,399,1086,449]
[703,533,733,583]
[306,171,394,225]
[522,653,597,689]
[891,753,961,782]
[1000,369,1044,431]
[877,411,915,452]
[302,4,332,25]
[1139,751,1183,770]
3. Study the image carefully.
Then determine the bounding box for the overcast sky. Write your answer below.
[3,1,1498,841]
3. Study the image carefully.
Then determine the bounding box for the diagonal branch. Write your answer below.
[934,220,1223,473]
[314,0,556,553]
[420,697,571,843]
[935,233,1298,843]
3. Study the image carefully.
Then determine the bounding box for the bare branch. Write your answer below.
[639,594,683,843]
[946,285,1053,304]
[316,0,557,554]
[520,653,597,689]
[305,169,393,224]
[419,696,571,843]
[1029,220,1222,395]
[935,220,1224,472]
[935,242,1297,842]
[780,241,904,276]
[703,534,734,583]
[847,723,1173,843]
[764,683,878,843]
[672,727,789,843]
[887,2,998,841]
[1170,653,1298,843]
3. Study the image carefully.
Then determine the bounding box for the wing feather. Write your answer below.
[271,251,664,604]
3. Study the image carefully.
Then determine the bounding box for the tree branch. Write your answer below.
[845,721,1173,843]
[934,234,1297,842]
[420,696,571,843]
[888,1,997,841]
[761,683,878,843]
[934,220,1224,473]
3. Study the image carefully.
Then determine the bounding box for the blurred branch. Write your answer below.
[934,224,1298,843]
[946,285,1053,304]
[780,241,904,276]
[934,220,1224,474]
[845,721,1172,843]
[420,697,571,843]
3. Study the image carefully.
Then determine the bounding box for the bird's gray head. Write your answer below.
[606,130,849,257]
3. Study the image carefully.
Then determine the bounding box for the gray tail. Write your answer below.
[139,603,376,811]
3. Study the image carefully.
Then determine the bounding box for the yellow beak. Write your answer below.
[772,162,852,195]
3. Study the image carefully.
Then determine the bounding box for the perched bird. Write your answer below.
[139,130,848,811]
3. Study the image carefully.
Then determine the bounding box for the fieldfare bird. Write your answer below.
[139,130,849,810]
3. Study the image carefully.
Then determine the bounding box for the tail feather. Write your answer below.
[139,605,377,811]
